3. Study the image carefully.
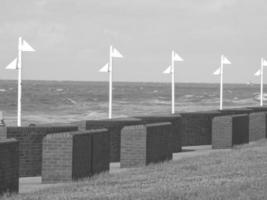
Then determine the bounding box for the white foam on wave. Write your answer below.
[65,97,77,105]
[56,88,64,92]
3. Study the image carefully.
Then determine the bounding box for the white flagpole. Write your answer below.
[219,55,224,110]
[17,37,22,126]
[260,58,264,106]
[171,51,175,114]
[109,45,113,119]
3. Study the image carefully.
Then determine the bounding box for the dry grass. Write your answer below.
[2,140,267,200]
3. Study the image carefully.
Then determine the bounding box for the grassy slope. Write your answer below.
[2,140,267,200]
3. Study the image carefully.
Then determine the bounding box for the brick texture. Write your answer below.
[219,108,267,142]
[0,126,7,139]
[0,138,19,195]
[134,115,182,153]
[121,123,172,168]
[179,111,223,146]
[218,108,254,115]
[249,112,266,142]
[42,129,110,183]
[6,126,78,177]
[246,106,267,112]
[212,114,249,149]
[84,118,142,162]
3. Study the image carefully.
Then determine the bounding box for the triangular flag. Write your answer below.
[111,48,123,58]
[6,58,17,70]
[99,63,109,72]
[262,59,267,67]
[213,67,221,75]
[163,66,172,74]
[222,56,231,65]
[173,52,183,62]
[21,40,35,52]
[254,69,261,76]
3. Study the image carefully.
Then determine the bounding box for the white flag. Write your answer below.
[163,66,172,74]
[262,59,267,67]
[254,69,261,76]
[111,48,123,58]
[6,58,17,70]
[99,63,109,72]
[21,40,35,52]
[213,67,221,75]
[222,56,231,65]
[173,52,183,62]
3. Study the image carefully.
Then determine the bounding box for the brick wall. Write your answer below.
[179,111,223,146]
[6,126,78,177]
[0,126,7,139]
[249,112,266,142]
[212,114,249,149]
[0,138,19,195]
[246,106,267,112]
[218,108,254,115]
[84,118,142,162]
[232,114,249,145]
[134,115,182,153]
[121,123,172,168]
[42,132,73,183]
[219,108,266,142]
[42,129,110,183]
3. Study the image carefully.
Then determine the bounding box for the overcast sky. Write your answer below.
[0,0,267,83]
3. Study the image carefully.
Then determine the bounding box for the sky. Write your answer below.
[0,0,267,83]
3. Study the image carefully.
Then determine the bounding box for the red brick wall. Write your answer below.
[42,129,110,183]
[0,138,19,195]
[121,123,172,168]
[6,126,78,177]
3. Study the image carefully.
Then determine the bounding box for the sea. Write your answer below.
[0,80,264,126]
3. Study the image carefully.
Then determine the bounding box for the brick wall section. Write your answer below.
[42,132,73,183]
[218,108,267,142]
[212,116,233,149]
[246,106,267,112]
[84,118,142,162]
[91,130,110,174]
[212,114,249,149]
[121,123,172,168]
[0,126,7,139]
[249,112,266,141]
[179,111,224,146]
[218,108,254,115]
[232,114,249,145]
[6,126,78,177]
[0,138,19,195]
[134,115,182,153]
[42,129,110,183]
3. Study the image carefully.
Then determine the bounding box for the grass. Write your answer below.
[2,140,267,200]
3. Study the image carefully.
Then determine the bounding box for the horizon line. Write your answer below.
[0,78,261,85]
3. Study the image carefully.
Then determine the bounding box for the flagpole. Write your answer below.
[219,55,224,110]
[109,45,113,119]
[17,37,22,126]
[171,51,175,114]
[260,58,264,106]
